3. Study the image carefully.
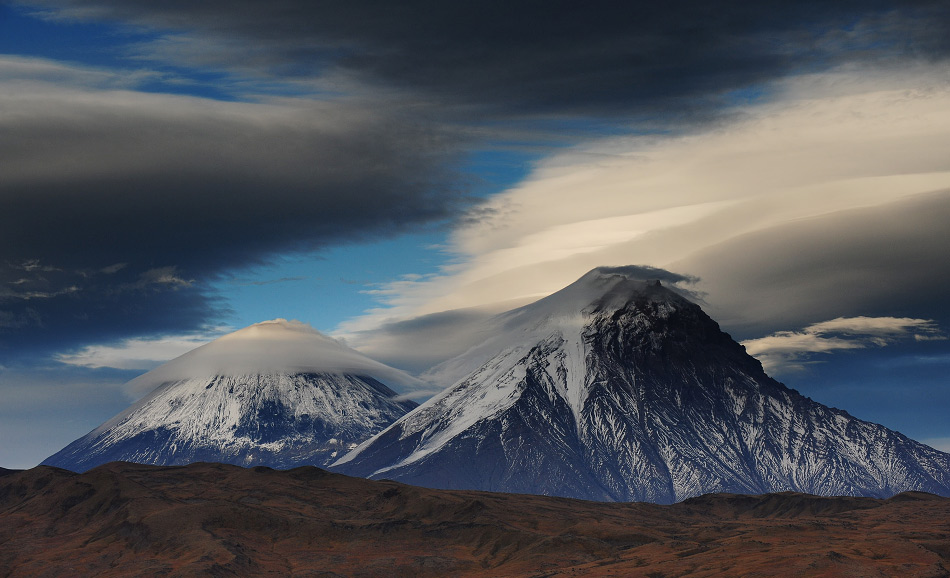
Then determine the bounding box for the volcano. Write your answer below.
[44,319,418,472]
[333,267,950,503]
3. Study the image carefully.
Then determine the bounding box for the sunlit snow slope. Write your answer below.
[44,320,418,472]
[334,268,950,503]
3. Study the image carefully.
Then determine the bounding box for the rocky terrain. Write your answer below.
[1,462,948,577]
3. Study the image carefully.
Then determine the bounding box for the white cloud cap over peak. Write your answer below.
[124,319,425,397]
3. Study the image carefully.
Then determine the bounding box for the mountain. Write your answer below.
[43,319,418,472]
[334,267,950,503]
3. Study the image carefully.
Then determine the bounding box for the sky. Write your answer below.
[2,0,950,468]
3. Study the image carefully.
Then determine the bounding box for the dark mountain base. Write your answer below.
[2,462,948,577]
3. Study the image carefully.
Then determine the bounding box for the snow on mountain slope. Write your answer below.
[43,320,418,472]
[334,268,950,503]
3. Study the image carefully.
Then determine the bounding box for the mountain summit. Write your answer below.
[44,319,418,472]
[334,267,950,503]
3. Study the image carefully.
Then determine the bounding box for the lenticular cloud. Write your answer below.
[125,319,424,397]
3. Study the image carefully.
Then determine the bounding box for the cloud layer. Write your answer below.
[23,0,950,121]
[340,66,950,368]
[742,317,946,374]
[5,1,950,369]
[0,56,462,359]
[56,331,223,371]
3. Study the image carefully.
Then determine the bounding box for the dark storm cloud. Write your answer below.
[0,95,459,271]
[0,71,463,360]
[0,263,219,361]
[24,0,950,120]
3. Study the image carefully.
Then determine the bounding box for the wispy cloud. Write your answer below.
[0,284,79,301]
[0,55,160,91]
[99,263,127,275]
[17,259,61,273]
[226,276,307,287]
[56,328,229,371]
[125,267,194,291]
[741,317,946,374]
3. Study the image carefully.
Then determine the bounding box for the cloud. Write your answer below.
[922,438,950,453]
[336,65,950,357]
[6,2,950,368]
[338,307,502,375]
[0,56,464,360]
[20,1,950,124]
[226,276,307,287]
[741,317,946,374]
[0,55,159,90]
[124,267,194,291]
[56,329,225,371]
[119,319,427,398]
[342,266,699,374]
[99,263,127,275]
[673,188,950,338]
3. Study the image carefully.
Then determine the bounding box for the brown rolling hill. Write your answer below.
[1,462,948,577]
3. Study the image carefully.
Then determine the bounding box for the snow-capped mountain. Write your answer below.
[334,267,950,503]
[44,319,418,472]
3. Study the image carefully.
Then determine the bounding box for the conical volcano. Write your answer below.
[334,267,950,503]
[44,319,418,472]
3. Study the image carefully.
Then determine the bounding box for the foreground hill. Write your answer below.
[43,319,418,472]
[1,462,948,577]
[335,267,950,502]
